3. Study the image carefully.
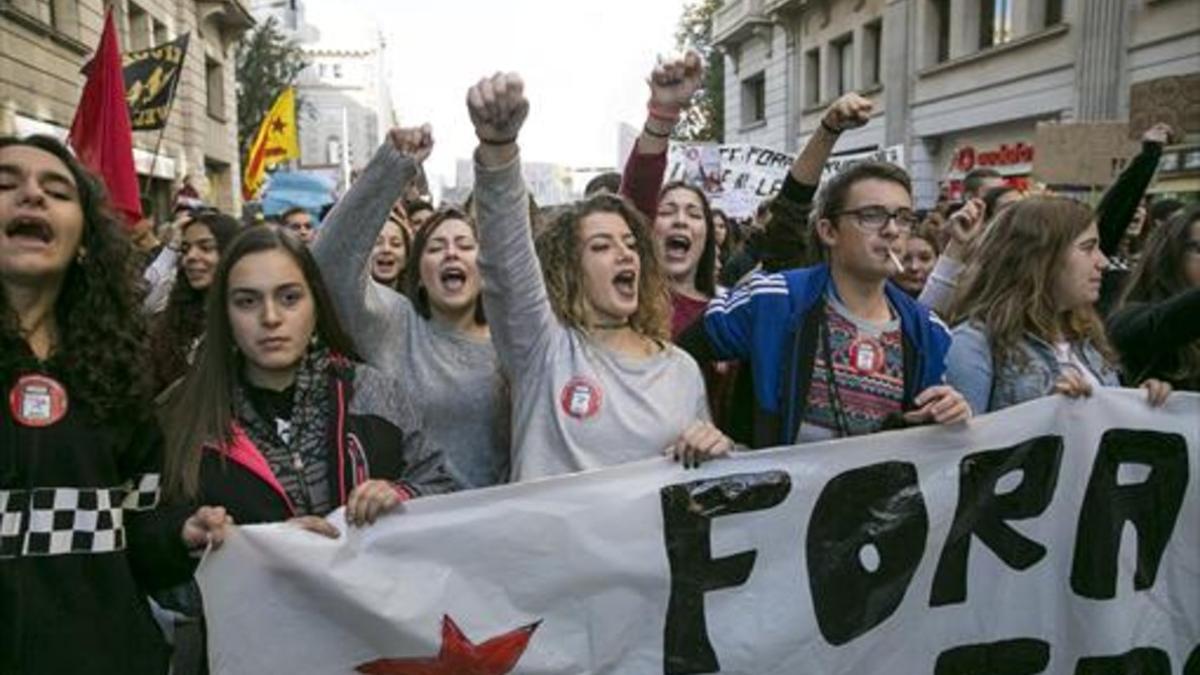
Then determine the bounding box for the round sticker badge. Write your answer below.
[848,336,885,375]
[9,374,69,427]
[560,376,603,420]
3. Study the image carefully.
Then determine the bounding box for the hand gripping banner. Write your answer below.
[198,390,1200,674]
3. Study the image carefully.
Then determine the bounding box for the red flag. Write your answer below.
[69,7,142,225]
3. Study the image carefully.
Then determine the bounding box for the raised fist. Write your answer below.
[822,92,873,133]
[1141,122,1174,146]
[948,197,986,246]
[466,72,529,145]
[648,50,705,113]
[387,124,434,164]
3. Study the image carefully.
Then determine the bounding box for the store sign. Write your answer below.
[953,143,1035,175]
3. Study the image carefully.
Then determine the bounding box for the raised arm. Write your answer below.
[620,51,704,220]
[310,128,431,366]
[760,93,873,271]
[1096,123,1172,256]
[468,73,560,378]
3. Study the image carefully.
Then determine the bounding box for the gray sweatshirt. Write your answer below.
[312,144,510,488]
[474,154,710,481]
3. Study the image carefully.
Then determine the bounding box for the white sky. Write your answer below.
[317,0,689,192]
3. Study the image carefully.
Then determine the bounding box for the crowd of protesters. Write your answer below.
[1,50,1196,673]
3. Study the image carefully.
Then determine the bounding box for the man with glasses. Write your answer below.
[681,96,970,447]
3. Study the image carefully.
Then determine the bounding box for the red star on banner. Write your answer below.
[270,117,286,134]
[356,615,541,675]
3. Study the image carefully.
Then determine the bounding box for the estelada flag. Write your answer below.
[123,33,190,131]
[69,7,142,225]
[242,87,300,201]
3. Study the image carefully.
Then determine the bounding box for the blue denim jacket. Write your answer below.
[946,323,1121,414]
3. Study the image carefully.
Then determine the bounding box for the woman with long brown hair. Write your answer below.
[161,226,454,524]
[312,129,509,489]
[945,196,1171,413]
[467,72,731,480]
[148,210,240,394]
[1108,204,1200,391]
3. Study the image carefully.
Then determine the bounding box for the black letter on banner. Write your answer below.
[931,436,1063,606]
[1071,429,1188,599]
[934,638,1050,674]
[661,471,791,675]
[1074,648,1171,675]
[806,461,927,646]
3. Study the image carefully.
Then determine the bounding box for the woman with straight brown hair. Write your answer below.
[945,196,1172,414]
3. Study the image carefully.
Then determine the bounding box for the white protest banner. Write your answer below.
[666,143,906,219]
[198,391,1199,674]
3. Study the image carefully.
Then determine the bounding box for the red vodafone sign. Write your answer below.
[954,142,1035,173]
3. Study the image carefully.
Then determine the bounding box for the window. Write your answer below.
[862,20,882,89]
[205,58,225,120]
[1045,0,1063,27]
[127,2,149,51]
[741,72,766,126]
[832,33,854,97]
[980,0,1014,48]
[805,47,821,106]
[931,0,950,63]
[153,19,169,47]
[327,136,343,164]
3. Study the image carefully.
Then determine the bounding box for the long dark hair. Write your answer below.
[1118,204,1200,381]
[657,181,718,298]
[404,207,486,325]
[0,135,152,420]
[149,211,240,393]
[161,226,359,499]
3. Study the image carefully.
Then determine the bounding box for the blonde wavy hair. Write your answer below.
[949,196,1115,368]
[534,194,672,342]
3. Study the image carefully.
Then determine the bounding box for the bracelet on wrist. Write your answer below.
[478,135,517,146]
[820,119,841,135]
[643,124,671,140]
[647,103,682,124]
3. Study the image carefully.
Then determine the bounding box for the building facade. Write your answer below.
[1,0,254,215]
[714,0,1200,205]
[248,0,395,191]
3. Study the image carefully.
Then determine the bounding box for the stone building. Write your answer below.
[714,0,1200,205]
[248,0,395,190]
[1,0,254,215]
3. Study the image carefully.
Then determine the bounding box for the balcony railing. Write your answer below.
[713,0,771,45]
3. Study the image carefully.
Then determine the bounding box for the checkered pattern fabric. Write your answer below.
[0,473,161,559]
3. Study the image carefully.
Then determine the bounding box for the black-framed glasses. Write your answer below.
[833,206,919,233]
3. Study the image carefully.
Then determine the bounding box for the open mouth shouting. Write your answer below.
[373,254,399,277]
[4,215,55,248]
[439,266,469,293]
[663,233,693,264]
[613,268,638,299]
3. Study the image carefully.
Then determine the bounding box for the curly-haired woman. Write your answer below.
[148,210,239,394]
[1108,204,1200,392]
[945,196,1172,413]
[0,135,219,674]
[466,73,731,480]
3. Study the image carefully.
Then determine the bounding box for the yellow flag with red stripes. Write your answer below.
[242,87,300,201]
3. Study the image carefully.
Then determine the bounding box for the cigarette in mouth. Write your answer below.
[887,249,905,274]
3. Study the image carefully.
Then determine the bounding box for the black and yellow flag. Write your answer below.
[123,33,190,131]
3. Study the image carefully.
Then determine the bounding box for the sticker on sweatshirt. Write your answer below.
[9,374,69,428]
[848,336,885,375]
[560,376,603,420]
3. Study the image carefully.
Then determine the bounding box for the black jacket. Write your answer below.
[2,360,189,674]
[1107,287,1200,391]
